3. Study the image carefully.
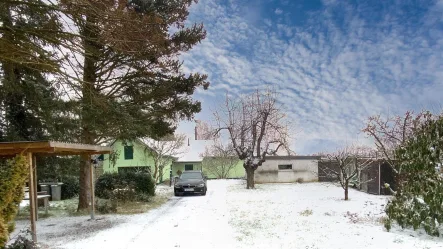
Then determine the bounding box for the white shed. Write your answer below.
[255,156,320,183]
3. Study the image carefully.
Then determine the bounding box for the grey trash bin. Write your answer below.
[50,184,63,201]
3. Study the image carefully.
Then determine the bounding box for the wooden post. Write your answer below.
[378,161,381,195]
[27,152,37,243]
[88,155,95,220]
[33,155,38,220]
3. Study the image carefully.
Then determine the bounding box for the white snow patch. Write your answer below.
[13,181,443,249]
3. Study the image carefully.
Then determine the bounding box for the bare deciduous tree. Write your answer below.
[143,134,186,184]
[213,89,292,189]
[362,110,434,175]
[320,145,376,200]
[362,111,436,194]
[201,140,238,179]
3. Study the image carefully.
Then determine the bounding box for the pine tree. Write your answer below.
[385,116,443,236]
[0,0,73,142]
[58,0,209,210]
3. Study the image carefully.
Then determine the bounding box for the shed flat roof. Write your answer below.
[0,141,112,156]
[265,155,321,160]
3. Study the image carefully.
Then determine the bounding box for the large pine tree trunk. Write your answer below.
[78,11,99,212]
[78,153,91,211]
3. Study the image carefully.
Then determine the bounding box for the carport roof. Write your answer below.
[0,141,112,156]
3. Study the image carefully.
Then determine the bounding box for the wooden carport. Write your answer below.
[0,141,112,242]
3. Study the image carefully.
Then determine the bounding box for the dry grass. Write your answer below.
[115,194,170,214]
[15,188,173,220]
[299,209,313,216]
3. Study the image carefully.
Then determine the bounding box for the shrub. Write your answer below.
[95,172,155,202]
[4,230,37,249]
[385,116,443,236]
[296,178,304,184]
[95,199,117,214]
[7,223,14,234]
[0,155,29,247]
[61,176,80,200]
[112,188,137,202]
[135,193,151,202]
[95,173,117,199]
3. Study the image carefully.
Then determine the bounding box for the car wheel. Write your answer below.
[202,188,207,196]
[174,191,179,197]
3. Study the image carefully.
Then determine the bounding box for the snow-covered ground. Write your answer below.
[14,180,443,249]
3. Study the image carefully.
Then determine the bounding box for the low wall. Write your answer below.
[255,158,318,183]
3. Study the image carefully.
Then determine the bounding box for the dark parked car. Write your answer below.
[174,171,207,196]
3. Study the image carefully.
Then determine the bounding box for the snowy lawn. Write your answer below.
[11,180,443,249]
[10,185,173,247]
[227,182,443,249]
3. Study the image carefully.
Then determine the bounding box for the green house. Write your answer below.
[102,139,174,184]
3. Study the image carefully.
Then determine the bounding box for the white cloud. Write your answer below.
[275,8,283,15]
[178,0,443,155]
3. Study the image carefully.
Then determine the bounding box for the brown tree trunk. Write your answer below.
[78,11,99,212]
[344,184,349,200]
[159,165,164,183]
[245,167,255,189]
[153,163,159,184]
[78,153,91,211]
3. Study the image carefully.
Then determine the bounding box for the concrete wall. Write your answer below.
[255,157,319,183]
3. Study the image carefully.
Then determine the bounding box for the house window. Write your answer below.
[124,146,134,160]
[185,164,194,171]
[278,164,292,170]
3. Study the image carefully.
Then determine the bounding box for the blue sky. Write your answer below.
[176,0,443,159]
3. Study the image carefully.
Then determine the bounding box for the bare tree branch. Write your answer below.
[212,89,293,189]
[319,145,377,200]
[142,134,186,184]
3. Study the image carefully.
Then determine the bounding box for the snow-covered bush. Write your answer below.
[385,116,443,236]
[95,172,155,202]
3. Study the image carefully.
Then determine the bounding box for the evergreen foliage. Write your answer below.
[95,172,155,202]
[0,155,29,247]
[385,116,443,236]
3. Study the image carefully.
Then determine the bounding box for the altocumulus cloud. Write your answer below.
[178,0,443,155]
